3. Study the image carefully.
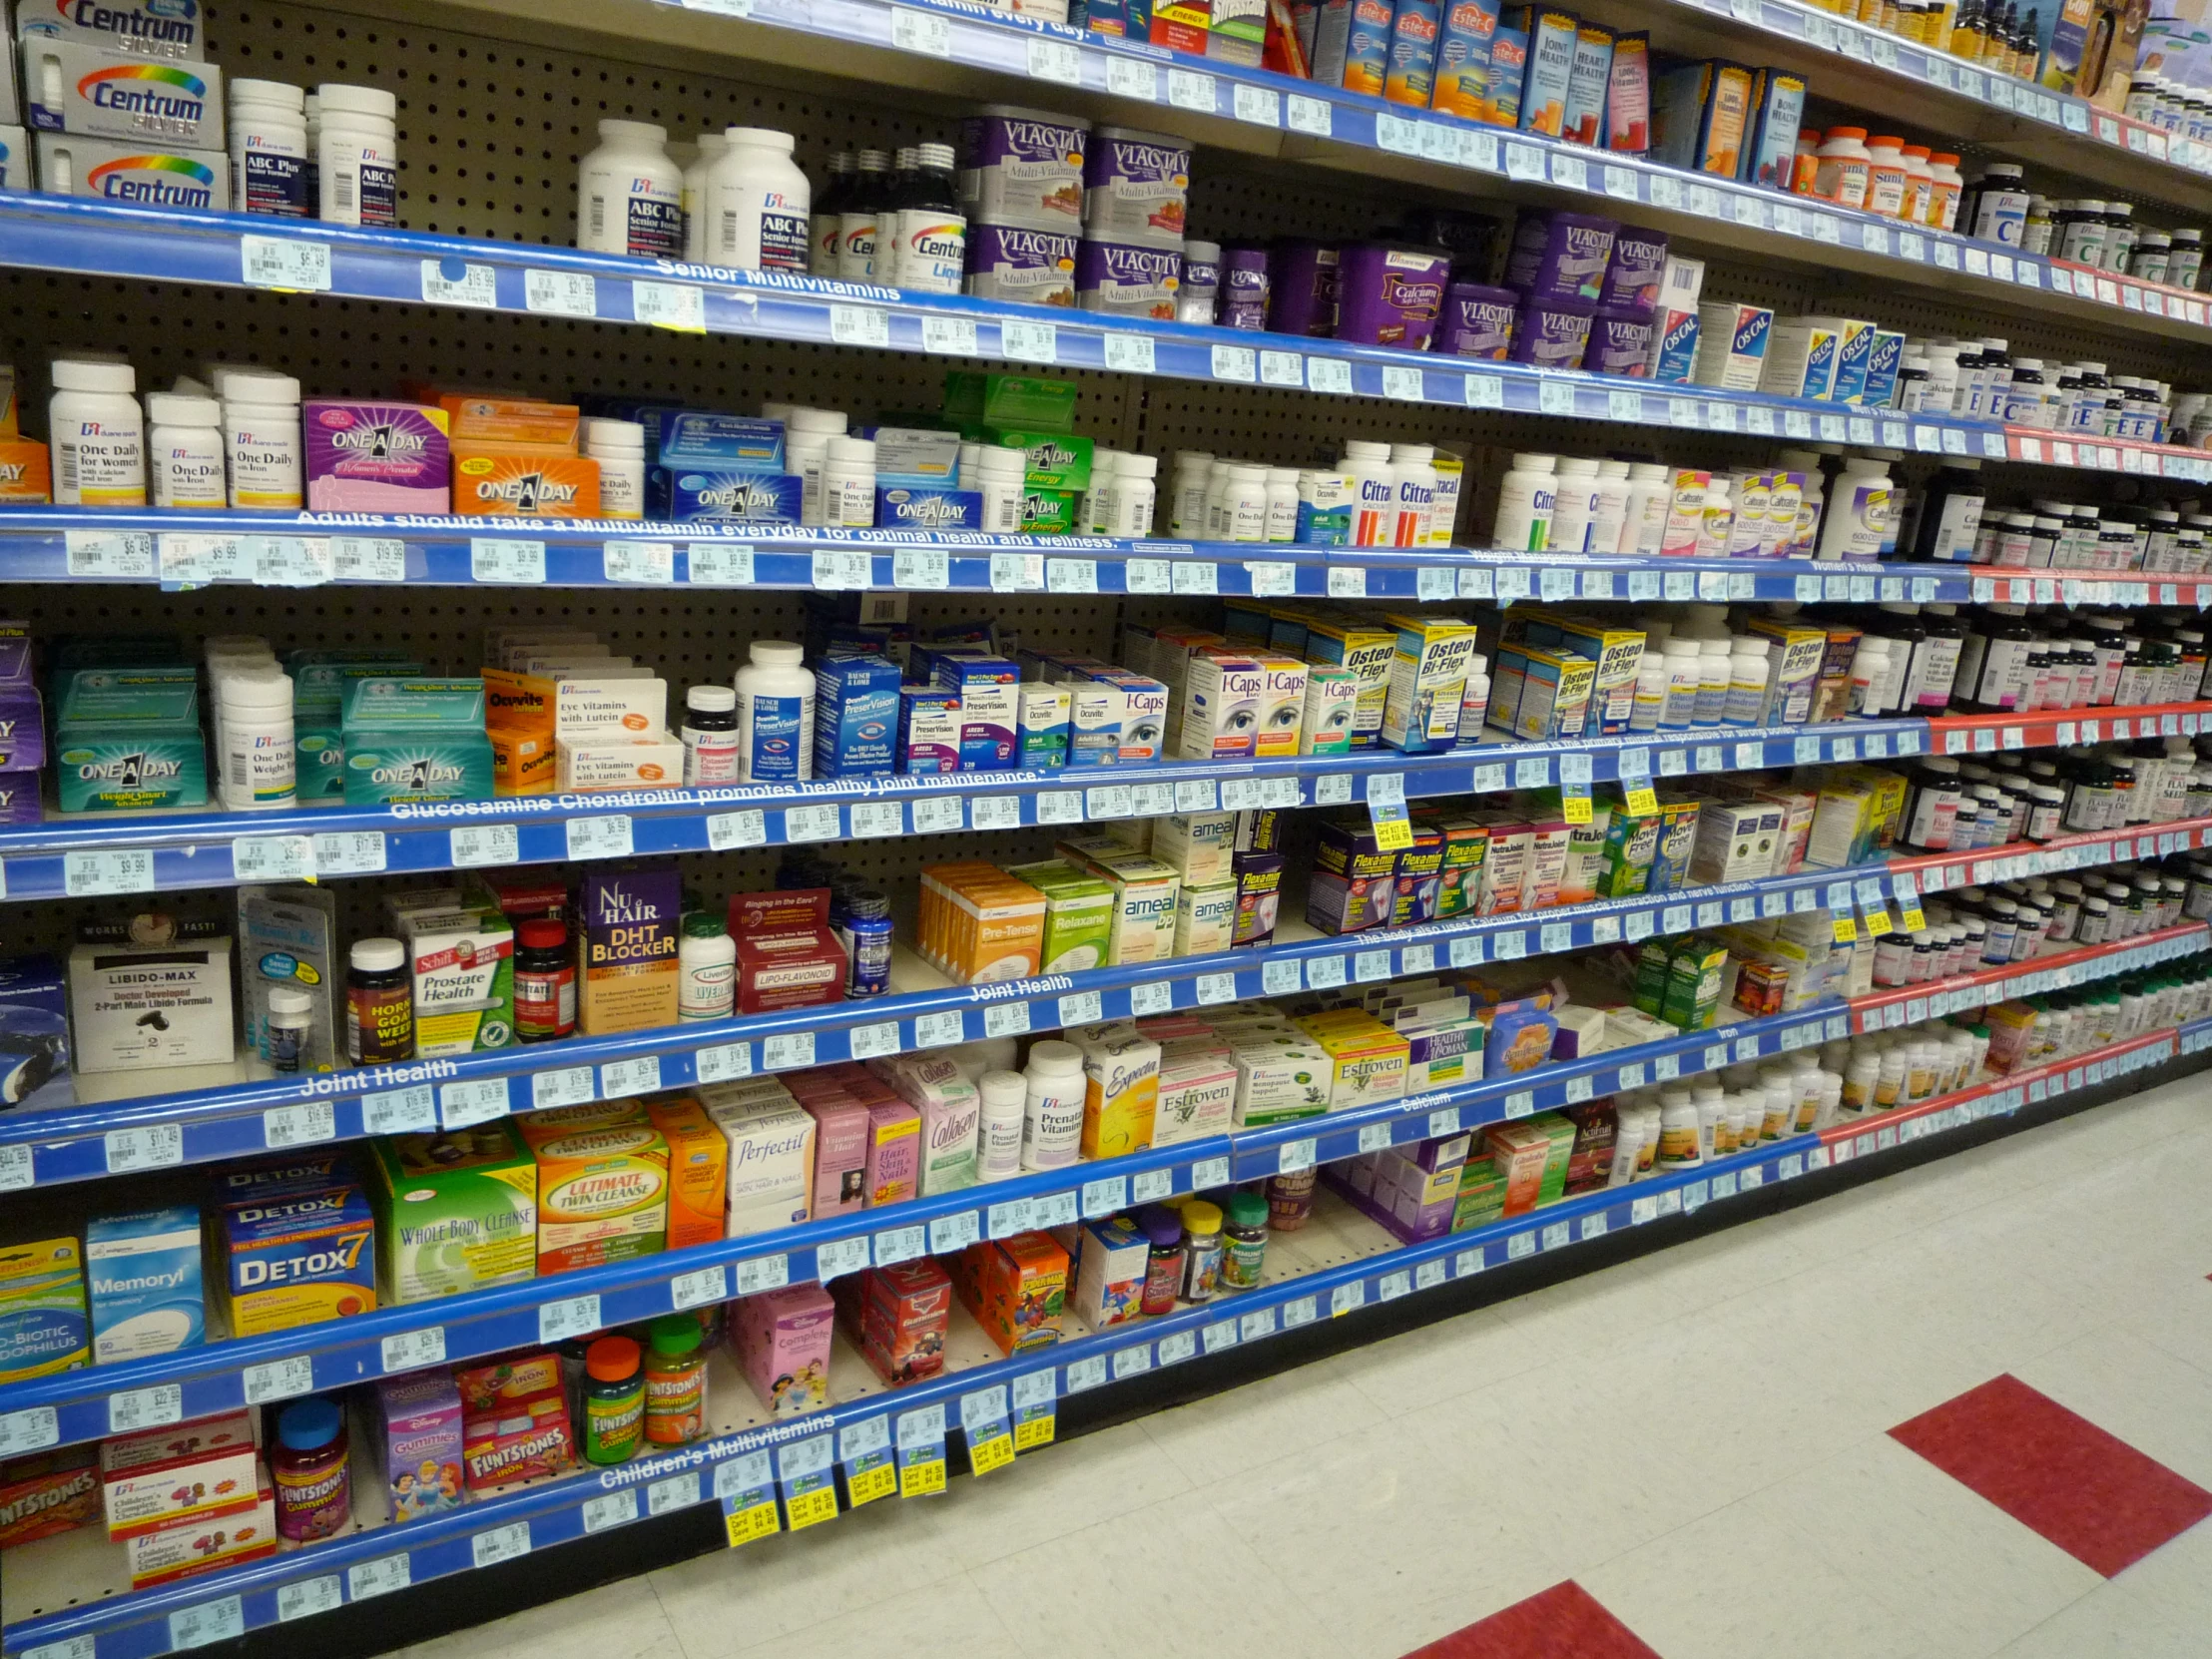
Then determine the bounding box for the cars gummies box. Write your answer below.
[952,1231,1068,1356]
[855,1258,952,1383]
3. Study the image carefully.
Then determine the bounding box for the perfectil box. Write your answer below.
[366,1123,539,1304]
[85,1207,203,1363]
[706,1094,816,1238]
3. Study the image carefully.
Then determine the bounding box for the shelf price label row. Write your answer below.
[1847,922,2209,1033]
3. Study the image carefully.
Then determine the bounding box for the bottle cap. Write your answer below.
[586,1336,642,1381]
[350,937,405,973]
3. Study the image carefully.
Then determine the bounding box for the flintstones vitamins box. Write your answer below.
[514,1100,670,1274]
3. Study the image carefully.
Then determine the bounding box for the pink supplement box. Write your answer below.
[803,1095,871,1217]
[864,1100,920,1207]
[733,1283,835,1416]
[303,399,452,513]
[372,1373,465,1524]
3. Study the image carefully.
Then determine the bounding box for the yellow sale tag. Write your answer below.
[1563,795,1592,825]
[900,1457,945,1498]
[725,1500,781,1548]
[968,1431,1016,1476]
[847,1462,897,1507]
[1902,905,1928,931]
[1014,1413,1056,1451]
[1625,785,1660,816]
[1864,905,1894,936]
[1832,914,1859,943]
[1372,815,1415,851]
[785,1485,838,1531]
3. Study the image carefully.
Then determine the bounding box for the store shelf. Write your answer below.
[0,714,1925,905]
[2004,428,2212,483]
[0,192,2018,461]
[0,1121,1838,1659]
[1844,919,2208,1034]
[1896,816,2212,895]
[1928,700,2212,755]
[404,0,2212,352]
[0,993,1851,1460]
[0,812,1933,1190]
[1649,0,2212,212]
[1823,1013,2200,1157]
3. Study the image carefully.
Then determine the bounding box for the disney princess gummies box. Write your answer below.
[371,1373,464,1523]
[733,1284,834,1417]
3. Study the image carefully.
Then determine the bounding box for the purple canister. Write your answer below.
[1590,305,1654,377]
[1220,244,1271,330]
[1508,295,1594,370]
[1439,280,1517,359]
[1503,209,1618,305]
[965,224,1080,306]
[1081,126,1191,246]
[1268,242,1340,337]
[1597,229,1669,317]
[1334,243,1451,350]
[1074,238,1182,319]
[956,105,1089,233]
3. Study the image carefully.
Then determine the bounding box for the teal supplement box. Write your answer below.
[53,668,209,813]
[341,678,495,807]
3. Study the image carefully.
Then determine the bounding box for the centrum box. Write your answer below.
[25,40,225,145]
[366,1123,538,1303]
[516,1099,669,1274]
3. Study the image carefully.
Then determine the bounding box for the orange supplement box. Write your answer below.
[645,1096,729,1252]
[514,1099,670,1274]
[953,1231,1068,1356]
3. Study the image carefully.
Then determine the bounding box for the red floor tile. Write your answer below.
[1890,1374,2212,1576]
[1401,1581,1663,1659]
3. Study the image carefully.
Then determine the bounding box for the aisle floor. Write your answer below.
[392,1074,2212,1659]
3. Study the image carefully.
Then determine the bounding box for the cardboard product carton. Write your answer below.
[514,1100,670,1275]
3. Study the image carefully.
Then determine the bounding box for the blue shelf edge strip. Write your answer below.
[9,1003,2204,1659]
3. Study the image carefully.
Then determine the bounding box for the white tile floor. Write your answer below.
[391,1070,2212,1659]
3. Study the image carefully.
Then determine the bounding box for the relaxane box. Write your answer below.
[366,1123,538,1304]
[516,1100,670,1274]
[85,1207,202,1363]
[399,906,514,1054]
[1002,859,1115,972]
[1058,841,1181,963]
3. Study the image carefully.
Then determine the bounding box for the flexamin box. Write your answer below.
[216,1183,376,1337]
[366,1123,538,1303]
[516,1099,670,1273]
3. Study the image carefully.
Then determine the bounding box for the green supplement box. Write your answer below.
[1005,859,1117,973]
[943,371,1077,431]
[366,1122,540,1304]
[1021,488,1080,537]
[988,428,1095,491]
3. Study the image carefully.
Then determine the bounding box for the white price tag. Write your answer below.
[566,814,636,860]
[688,543,756,586]
[1211,343,1258,382]
[422,258,498,307]
[470,537,547,583]
[242,233,333,291]
[764,1032,817,1071]
[633,279,706,331]
[1001,319,1057,364]
[450,823,521,868]
[1026,35,1083,84]
[1233,84,1281,126]
[603,539,675,585]
[108,1383,183,1434]
[381,1325,447,1374]
[170,1599,247,1650]
[525,268,597,316]
[1167,67,1217,111]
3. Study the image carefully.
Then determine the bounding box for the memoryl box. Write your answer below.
[86,1207,203,1363]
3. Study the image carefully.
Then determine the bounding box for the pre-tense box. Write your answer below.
[366,1122,539,1304]
[515,1100,669,1275]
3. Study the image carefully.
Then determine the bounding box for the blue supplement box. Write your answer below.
[646,410,786,469]
[876,486,984,532]
[1018,684,1071,770]
[219,1183,377,1337]
[815,655,902,780]
[1065,681,1125,769]
[0,953,70,1110]
[930,653,1021,771]
[1647,307,1699,383]
[86,1207,204,1363]
[900,686,962,776]
[1863,328,1906,410]
[862,427,963,489]
[650,468,803,523]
